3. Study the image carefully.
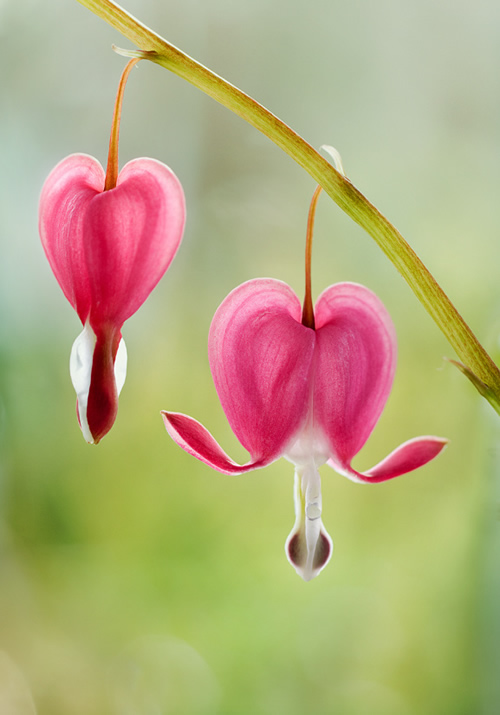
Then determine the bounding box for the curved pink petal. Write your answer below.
[313,282,397,465]
[84,157,185,328]
[208,278,316,464]
[39,153,103,322]
[161,411,269,475]
[328,435,448,483]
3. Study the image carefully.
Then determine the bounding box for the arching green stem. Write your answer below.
[76,0,500,413]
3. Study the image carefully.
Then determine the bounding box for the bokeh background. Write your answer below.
[1,0,500,713]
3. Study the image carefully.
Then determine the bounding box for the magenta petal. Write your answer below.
[328,436,448,483]
[208,278,316,464]
[39,153,104,322]
[85,327,123,444]
[313,282,397,465]
[161,411,268,475]
[84,157,185,327]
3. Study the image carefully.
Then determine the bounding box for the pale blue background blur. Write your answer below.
[1,0,500,713]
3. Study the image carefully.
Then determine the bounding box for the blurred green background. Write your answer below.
[1,0,500,713]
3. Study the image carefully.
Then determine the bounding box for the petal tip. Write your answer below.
[161,410,263,475]
[334,433,450,484]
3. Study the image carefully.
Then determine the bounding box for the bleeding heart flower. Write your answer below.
[39,59,185,443]
[162,186,447,581]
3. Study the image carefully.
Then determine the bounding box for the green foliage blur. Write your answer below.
[1,0,500,713]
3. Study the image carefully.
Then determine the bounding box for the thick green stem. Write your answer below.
[77,0,500,412]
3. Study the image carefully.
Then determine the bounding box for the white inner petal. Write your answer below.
[284,421,333,581]
[69,322,127,444]
[69,322,96,444]
[300,463,323,577]
[284,420,330,469]
[114,337,128,396]
[284,462,333,582]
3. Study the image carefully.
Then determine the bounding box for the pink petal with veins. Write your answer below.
[84,157,185,328]
[209,278,316,463]
[313,282,397,465]
[39,153,103,322]
[39,154,185,330]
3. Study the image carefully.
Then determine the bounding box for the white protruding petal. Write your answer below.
[285,463,332,582]
[114,337,127,396]
[283,420,333,580]
[284,414,330,470]
[69,321,96,444]
[69,324,127,444]
[304,464,322,522]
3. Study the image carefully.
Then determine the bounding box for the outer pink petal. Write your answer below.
[313,282,397,465]
[86,326,122,444]
[39,153,104,322]
[208,278,316,464]
[328,435,448,483]
[84,157,185,327]
[161,411,269,475]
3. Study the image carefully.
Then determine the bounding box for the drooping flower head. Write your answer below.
[162,181,447,581]
[39,59,185,443]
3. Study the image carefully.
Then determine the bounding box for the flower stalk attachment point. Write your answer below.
[162,188,447,580]
[104,57,139,191]
[39,58,186,443]
[301,184,322,330]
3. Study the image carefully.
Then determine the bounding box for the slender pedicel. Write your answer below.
[301,185,322,330]
[104,57,140,191]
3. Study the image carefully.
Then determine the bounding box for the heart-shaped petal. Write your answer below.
[84,157,185,328]
[39,154,185,330]
[313,282,397,466]
[209,278,316,463]
[39,153,103,322]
